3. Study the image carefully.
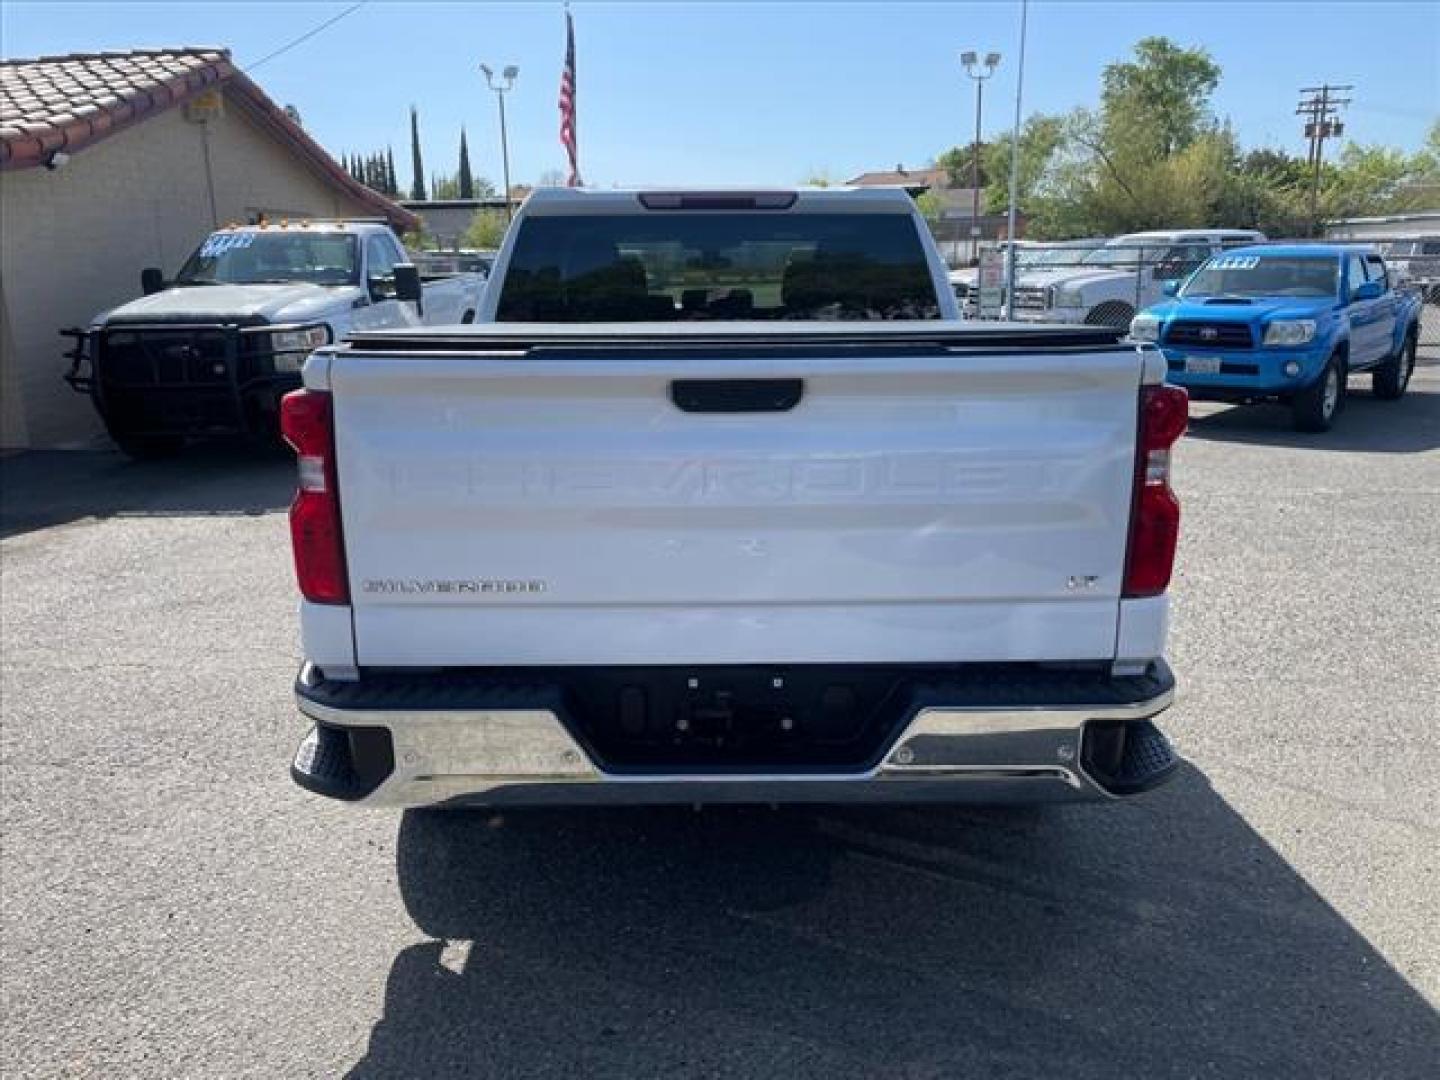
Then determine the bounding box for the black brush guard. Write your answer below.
[62,320,310,438]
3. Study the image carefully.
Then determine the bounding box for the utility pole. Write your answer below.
[1296,84,1352,237]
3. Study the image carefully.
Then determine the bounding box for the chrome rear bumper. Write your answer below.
[291,661,1178,807]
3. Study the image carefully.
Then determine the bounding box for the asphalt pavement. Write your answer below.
[3,368,1438,1078]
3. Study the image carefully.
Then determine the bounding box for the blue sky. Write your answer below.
[4,1,1436,191]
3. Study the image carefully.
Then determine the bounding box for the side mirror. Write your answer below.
[393,264,423,303]
[141,267,166,296]
[1162,280,1180,297]
[367,273,397,302]
[1352,280,1383,302]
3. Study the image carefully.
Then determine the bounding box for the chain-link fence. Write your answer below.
[952,235,1439,362]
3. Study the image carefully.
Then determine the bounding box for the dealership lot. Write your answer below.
[2,368,1438,1078]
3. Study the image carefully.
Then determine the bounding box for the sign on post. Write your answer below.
[977,246,1005,319]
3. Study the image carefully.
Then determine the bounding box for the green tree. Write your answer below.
[938,143,991,189]
[409,106,427,201]
[458,129,475,199]
[462,208,509,249]
[401,226,436,251]
[1101,36,1220,157]
[431,171,462,200]
[386,147,399,196]
[980,114,1065,215]
[913,190,945,227]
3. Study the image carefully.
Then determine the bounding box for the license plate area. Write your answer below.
[559,666,914,772]
[1184,355,1223,374]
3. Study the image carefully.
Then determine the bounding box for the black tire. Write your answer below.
[1372,332,1417,401]
[105,420,184,459]
[1085,301,1135,329]
[1292,353,1345,432]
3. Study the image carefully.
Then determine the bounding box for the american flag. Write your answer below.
[559,10,581,187]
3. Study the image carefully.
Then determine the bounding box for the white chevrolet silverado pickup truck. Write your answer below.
[283,187,1185,808]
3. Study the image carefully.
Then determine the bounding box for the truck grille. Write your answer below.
[100,327,246,387]
[1164,321,1254,349]
[1013,286,1048,310]
[95,322,277,437]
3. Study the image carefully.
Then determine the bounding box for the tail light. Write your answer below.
[1123,384,1188,598]
[280,389,349,604]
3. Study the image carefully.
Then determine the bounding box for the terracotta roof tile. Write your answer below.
[1,47,230,168]
[0,46,417,231]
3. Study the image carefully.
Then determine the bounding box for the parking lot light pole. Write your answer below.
[960,50,1000,264]
[1003,1,1028,320]
[481,63,519,220]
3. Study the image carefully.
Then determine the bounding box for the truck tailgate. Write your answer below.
[328,330,1142,666]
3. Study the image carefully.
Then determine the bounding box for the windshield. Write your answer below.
[175,231,359,286]
[1031,245,1103,269]
[1181,255,1339,298]
[1083,243,1173,268]
[496,212,941,322]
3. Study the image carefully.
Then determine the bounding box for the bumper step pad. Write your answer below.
[291,721,394,801]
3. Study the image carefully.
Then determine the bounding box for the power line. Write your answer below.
[1296,83,1352,236]
[243,2,368,74]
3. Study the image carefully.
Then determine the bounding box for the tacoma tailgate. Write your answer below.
[327,326,1142,667]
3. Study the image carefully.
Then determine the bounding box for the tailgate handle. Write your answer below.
[670,378,803,413]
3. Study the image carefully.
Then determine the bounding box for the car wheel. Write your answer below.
[1084,301,1135,329]
[1372,332,1417,401]
[1293,354,1345,432]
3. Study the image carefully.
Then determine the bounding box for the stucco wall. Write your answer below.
[0,88,375,448]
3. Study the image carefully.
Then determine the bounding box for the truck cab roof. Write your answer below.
[209,219,400,237]
[1109,228,1267,245]
[519,186,919,215]
[1218,242,1378,260]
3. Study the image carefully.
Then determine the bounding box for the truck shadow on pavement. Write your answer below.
[0,447,294,539]
[351,767,1440,1079]
[1185,375,1440,453]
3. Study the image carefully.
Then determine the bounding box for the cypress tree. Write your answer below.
[409,107,427,200]
[386,146,399,196]
[458,128,475,199]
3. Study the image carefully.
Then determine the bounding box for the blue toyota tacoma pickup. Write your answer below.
[1130,244,1422,431]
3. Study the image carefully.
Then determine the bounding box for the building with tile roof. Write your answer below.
[0,47,418,448]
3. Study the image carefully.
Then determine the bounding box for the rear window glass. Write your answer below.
[1180,255,1338,298]
[496,212,941,322]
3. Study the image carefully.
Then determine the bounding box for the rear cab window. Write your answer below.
[496,212,941,322]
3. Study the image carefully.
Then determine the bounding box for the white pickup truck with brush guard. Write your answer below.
[63,220,484,456]
[283,187,1185,808]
